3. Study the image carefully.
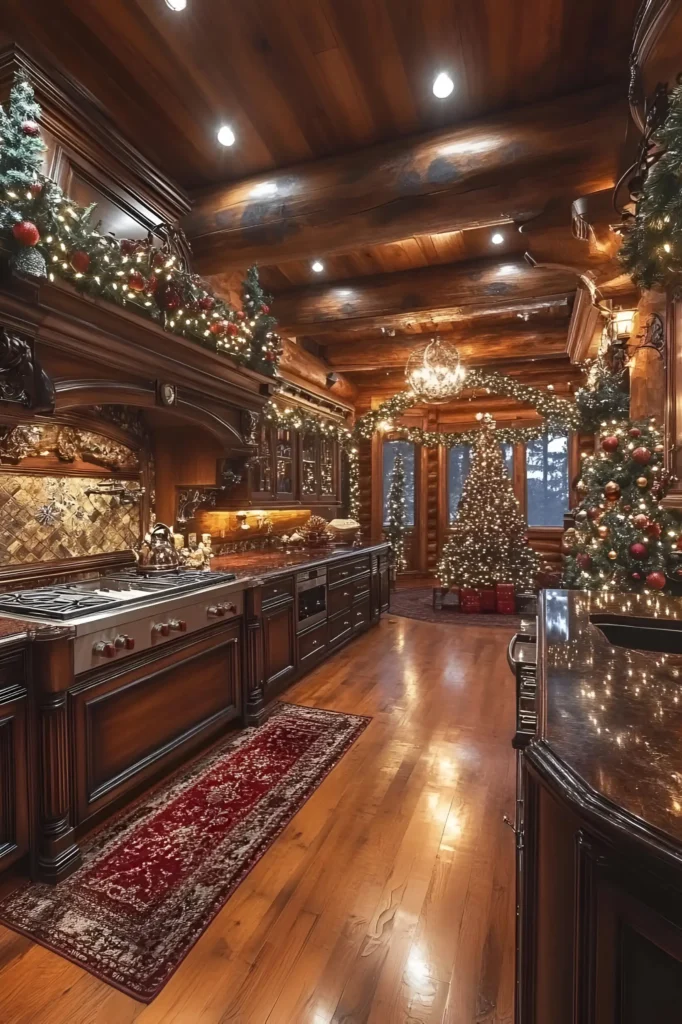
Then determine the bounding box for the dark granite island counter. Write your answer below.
[516,589,682,1024]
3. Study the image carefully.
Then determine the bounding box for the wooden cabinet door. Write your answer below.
[0,688,29,872]
[262,601,296,689]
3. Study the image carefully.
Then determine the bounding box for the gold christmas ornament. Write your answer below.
[636,476,648,488]
[597,525,609,539]
[604,481,621,500]
[608,550,618,560]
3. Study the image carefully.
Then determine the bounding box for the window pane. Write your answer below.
[526,435,569,527]
[383,441,415,527]
[500,443,513,475]
[448,445,471,522]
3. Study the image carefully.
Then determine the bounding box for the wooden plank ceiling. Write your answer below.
[1,0,641,416]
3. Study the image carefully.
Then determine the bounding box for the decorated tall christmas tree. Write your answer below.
[563,418,680,592]
[384,453,408,570]
[437,414,539,590]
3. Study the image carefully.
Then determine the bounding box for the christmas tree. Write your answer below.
[563,418,679,592]
[384,453,408,570]
[437,414,539,589]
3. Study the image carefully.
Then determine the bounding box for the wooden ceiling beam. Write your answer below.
[184,86,625,274]
[324,326,569,371]
[273,258,578,335]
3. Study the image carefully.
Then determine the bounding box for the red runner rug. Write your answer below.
[0,703,369,1002]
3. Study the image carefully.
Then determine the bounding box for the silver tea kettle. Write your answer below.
[136,523,180,575]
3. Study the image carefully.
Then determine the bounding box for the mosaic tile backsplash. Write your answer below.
[0,474,142,564]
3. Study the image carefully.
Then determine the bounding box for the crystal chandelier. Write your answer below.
[405,335,464,404]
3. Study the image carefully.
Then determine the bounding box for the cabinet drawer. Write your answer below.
[262,576,294,607]
[0,649,27,698]
[351,575,371,601]
[353,599,371,630]
[329,556,371,587]
[328,583,353,617]
[329,610,353,645]
[297,621,327,665]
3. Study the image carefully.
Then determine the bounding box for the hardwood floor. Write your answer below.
[0,614,517,1024]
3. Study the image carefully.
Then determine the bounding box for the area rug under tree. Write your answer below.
[390,587,523,627]
[0,703,369,1002]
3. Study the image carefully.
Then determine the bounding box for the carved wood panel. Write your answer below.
[262,601,296,688]
[0,693,28,870]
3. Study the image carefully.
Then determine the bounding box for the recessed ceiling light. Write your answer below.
[165,0,187,10]
[491,232,504,245]
[217,124,236,147]
[432,72,454,99]
[311,260,325,273]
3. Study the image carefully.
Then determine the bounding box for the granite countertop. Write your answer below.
[0,615,36,644]
[539,588,682,853]
[210,541,389,581]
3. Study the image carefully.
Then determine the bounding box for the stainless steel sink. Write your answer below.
[590,614,682,655]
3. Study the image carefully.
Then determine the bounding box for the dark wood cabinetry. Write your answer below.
[247,424,342,506]
[0,644,29,872]
[262,594,296,691]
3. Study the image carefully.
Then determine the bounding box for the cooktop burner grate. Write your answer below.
[0,588,121,620]
[108,569,236,589]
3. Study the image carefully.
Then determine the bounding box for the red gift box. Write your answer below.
[460,588,482,613]
[495,582,516,614]
[495,583,515,599]
[496,599,516,615]
[480,588,496,612]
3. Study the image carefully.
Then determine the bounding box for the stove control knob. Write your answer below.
[94,641,116,658]
[153,622,170,637]
[224,602,237,614]
[207,605,226,617]
[169,619,187,632]
[114,634,135,650]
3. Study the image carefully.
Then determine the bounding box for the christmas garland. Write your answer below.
[354,369,580,446]
[0,72,281,377]
[262,401,360,520]
[620,81,682,293]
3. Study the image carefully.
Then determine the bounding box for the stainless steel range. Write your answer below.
[0,568,247,674]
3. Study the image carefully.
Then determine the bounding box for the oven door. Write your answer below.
[297,577,327,632]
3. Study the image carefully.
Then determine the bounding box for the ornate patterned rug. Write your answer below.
[390,587,524,627]
[0,703,369,1003]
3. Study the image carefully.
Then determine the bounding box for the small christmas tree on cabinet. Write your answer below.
[563,418,678,593]
[437,414,539,596]
[385,452,408,571]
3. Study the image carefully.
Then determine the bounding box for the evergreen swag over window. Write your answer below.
[0,72,282,377]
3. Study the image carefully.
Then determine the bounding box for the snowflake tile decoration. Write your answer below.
[34,501,63,527]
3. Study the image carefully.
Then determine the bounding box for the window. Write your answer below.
[526,435,569,527]
[448,445,471,522]
[383,440,415,526]
[448,443,513,523]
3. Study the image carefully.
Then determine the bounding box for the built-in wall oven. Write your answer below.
[296,567,327,632]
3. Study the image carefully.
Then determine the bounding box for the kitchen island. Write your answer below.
[212,541,391,725]
[0,543,390,885]
[515,589,682,1023]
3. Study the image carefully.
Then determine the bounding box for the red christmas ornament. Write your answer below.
[632,447,652,465]
[226,322,239,336]
[119,239,137,256]
[576,553,592,571]
[646,571,666,590]
[28,182,43,197]
[601,435,619,452]
[587,507,601,521]
[127,270,145,292]
[604,481,620,500]
[633,513,649,529]
[12,220,40,246]
[265,350,277,362]
[209,320,226,336]
[629,542,648,560]
[21,120,40,137]
[646,522,662,538]
[144,274,157,296]
[631,572,642,582]
[69,250,90,274]
[153,251,167,269]
[261,304,270,314]
[629,427,642,438]
[236,310,246,320]
[198,295,215,311]
[162,288,181,311]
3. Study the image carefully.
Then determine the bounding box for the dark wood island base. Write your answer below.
[0,543,390,886]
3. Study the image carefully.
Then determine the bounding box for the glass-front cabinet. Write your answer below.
[247,420,341,505]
